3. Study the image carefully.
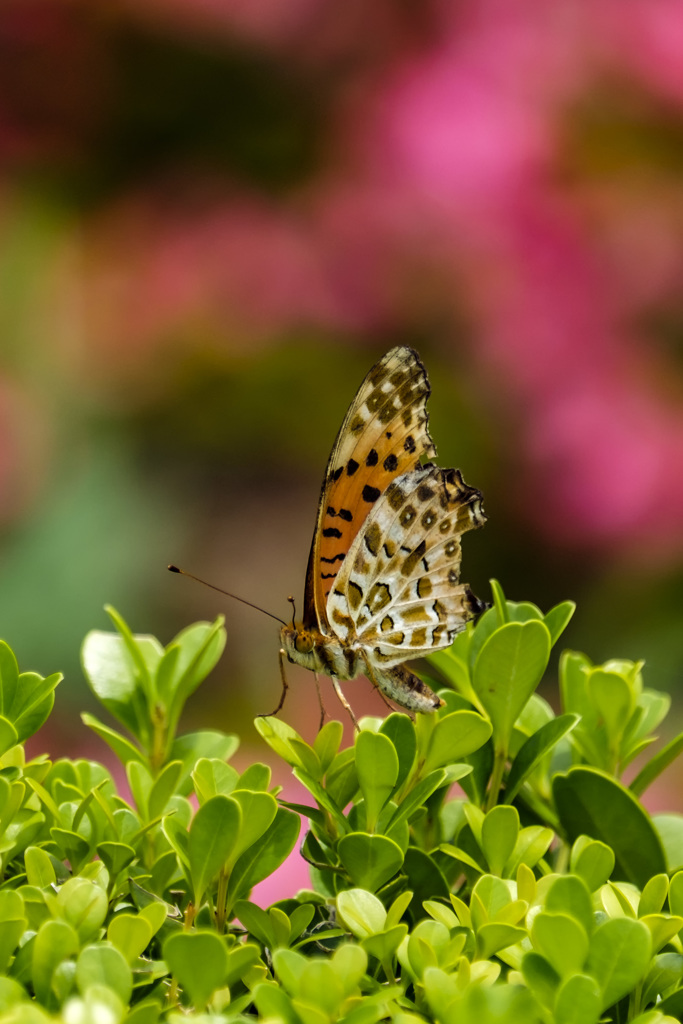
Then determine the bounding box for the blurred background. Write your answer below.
[1,0,683,789]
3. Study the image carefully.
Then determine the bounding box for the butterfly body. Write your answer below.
[280,625,447,713]
[278,346,487,719]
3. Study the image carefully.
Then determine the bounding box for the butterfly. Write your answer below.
[271,346,486,725]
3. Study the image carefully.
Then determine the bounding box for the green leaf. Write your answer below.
[355,731,399,833]
[230,790,278,864]
[585,917,651,1010]
[191,758,239,804]
[313,721,343,775]
[161,619,227,738]
[476,922,527,960]
[554,973,601,1024]
[50,828,91,872]
[639,874,669,918]
[338,833,404,892]
[553,767,666,888]
[33,919,79,1006]
[0,891,26,974]
[24,846,56,889]
[224,942,261,987]
[631,729,683,797]
[163,932,228,1011]
[380,714,417,790]
[481,806,519,877]
[0,643,20,719]
[653,814,683,873]
[361,924,408,966]
[473,620,552,751]
[382,770,446,835]
[531,912,589,978]
[254,717,312,770]
[238,762,271,791]
[299,960,344,1016]
[668,870,683,919]
[126,1001,162,1024]
[421,710,492,773]
[234,901,276,947]
[148,760,183,820]
[169,730,239,797]
[76,943,133,1005]
[505,714,579,803]
[96,842,136,879]
[543,601,576,646]
[0,718,18,758]
[56,877,109,944]
[570,836,615,892]
[336,889,387,939]
[545,876,594,937]
[80,714,145,769]
[587,670,633,742]
[403,848,450,907]
[490,579,510,625]
[81,629,156,742]
[226,806,299,908]
[521,951,560,1010]
[331,943,367,995]
[127,760,153,820]
[188,795,241,906]
[8,671,62,744]
[641,913,683,954]
[108,914,153,964]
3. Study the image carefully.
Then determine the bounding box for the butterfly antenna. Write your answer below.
[287,595,297,628]
[168,565,287,626]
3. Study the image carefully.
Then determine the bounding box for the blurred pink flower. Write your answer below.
[462,203,683,554]
[82,191,386,370]
[359,0,585,211]
[600,0,683,103]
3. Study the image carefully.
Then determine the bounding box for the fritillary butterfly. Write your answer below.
[275,346,487,723]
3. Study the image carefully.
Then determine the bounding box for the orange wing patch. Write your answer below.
[303,348,436,631]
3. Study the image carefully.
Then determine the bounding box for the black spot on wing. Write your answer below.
[321,553,345,564]
[383,453,398,471]
[327,505,353,521]
[323,527,342,538]
[404,435,416,453]
[362,485,381,503]
[365,448,378,467]
[347,458,359,476]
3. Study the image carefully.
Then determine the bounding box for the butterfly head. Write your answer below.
[280,624,316,664]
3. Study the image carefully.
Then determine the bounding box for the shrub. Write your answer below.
[0,581,681,1023]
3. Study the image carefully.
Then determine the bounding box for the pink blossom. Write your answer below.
[599,0,683,103]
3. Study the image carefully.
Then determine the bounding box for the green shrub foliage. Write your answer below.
[0,584,682,1023]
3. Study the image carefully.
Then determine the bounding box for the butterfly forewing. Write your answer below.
[303,347,436,631]
[327,465,486,665]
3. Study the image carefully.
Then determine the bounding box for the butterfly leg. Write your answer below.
[257,648,290,719]
[314,673,327,731]
[331,677,359,731]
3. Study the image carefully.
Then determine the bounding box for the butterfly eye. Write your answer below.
[295,634,314,654]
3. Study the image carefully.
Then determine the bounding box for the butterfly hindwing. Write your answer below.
[327,465,486,665]
[303,347,436,631]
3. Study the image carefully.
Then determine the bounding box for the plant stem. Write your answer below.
[216,867,229,934]
[485,746,507,811]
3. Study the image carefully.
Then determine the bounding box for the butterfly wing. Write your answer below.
[302,347,436,631]
[326,465,486,664]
